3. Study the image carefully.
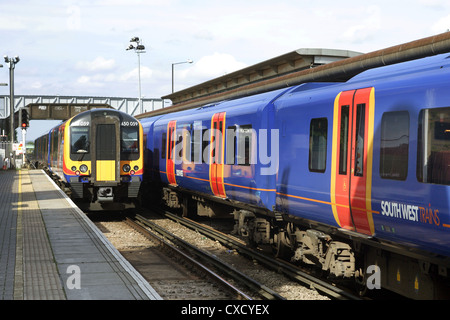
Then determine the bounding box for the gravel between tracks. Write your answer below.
[96,218,329,300]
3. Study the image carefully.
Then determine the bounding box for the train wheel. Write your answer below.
[272,230,291,259]
[355,271,367,296]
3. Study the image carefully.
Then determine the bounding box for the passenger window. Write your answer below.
[380,111,409,180]
[190,121,202,164]
[417,107,450,185]
[226,125,237,165]
[237,125,252,166]
[309,118,327,173]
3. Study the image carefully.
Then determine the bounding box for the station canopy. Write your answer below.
[163,48,363,107]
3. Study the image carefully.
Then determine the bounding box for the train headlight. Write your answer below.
[134,165,139,171]
[80,165,88,173]
[71,166,77,172]
[123,164,131,172]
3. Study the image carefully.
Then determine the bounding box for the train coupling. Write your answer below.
[97,187,114,202]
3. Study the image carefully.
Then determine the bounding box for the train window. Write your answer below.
[380,111,409,180]
[97,124,116,161]
[168,126,175,160]
[52,129,58,161]
[161,132,166,159]
[70,127,90,160]
[180,125,191,163]
[211,121,217,163]
[202,129,208,164]
[121,126,139,160]
[226,125,237,165]
[354,104,366,177]
[339,105,350,174]
[190,121,202,164]
[309,118,328,173]
[417,107,450,185]
[237,125,253,166]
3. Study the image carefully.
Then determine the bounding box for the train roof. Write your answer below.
[348,52,450,83]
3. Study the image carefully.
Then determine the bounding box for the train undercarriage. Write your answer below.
[45,168,140,210]
[146,185,450,299]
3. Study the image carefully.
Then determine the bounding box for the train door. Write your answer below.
[331,88,375,236]
[166,120,177,186]
[210,112,226,198]
[92,117,120,183]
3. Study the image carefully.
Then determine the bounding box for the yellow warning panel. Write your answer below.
[96,160,116,181]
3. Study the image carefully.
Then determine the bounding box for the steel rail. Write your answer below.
[132,215,286,300]
[161,210,361,300]
[125,217,253,300]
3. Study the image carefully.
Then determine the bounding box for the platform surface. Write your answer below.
[0,169,162,300]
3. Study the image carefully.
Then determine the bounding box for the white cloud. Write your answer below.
[0,15,27,30]
[120,66,153,82]
[76,56,116,72]
[76,76,91,84]
[187,53,247,80]
[31,81,43,89]
[341,5,382,44]
[432,14,450,33]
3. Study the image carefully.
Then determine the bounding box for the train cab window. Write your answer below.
[121,126,139,160]
[309,118,328,173]
[380,111,409,180]
[70,127,90,160]
[417,107,450,185]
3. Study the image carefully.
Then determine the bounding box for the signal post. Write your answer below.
[20,107,29,164]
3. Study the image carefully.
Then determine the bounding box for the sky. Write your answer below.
[1,0,450,141]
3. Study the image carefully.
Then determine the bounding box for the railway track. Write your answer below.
[151,209,362,300]
[126,215,285,300]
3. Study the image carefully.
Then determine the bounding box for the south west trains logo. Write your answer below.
[381,200,441,227]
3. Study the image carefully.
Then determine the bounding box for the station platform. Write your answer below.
[0,169,162,300]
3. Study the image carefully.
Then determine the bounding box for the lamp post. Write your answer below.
[4,55,19,168]
[172,59,193,93]
[126,37,146,114]
[4,55,19,143]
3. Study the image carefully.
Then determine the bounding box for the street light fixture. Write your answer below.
[172,59,193,93]
[126,37,146,114]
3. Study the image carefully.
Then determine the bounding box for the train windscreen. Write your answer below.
[121,126,139,160]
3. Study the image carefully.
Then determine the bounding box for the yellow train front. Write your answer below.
[34,108,144,210]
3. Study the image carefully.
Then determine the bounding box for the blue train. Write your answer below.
[140,53,450,298]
